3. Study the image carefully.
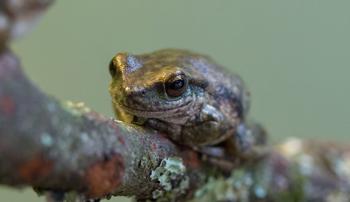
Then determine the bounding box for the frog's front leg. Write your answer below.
[182,104,235,146]
[223,121,268,161]
[198,121,268,172]
[185,104,268,163]
[144,104,233,146]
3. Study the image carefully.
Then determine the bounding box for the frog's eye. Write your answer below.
[109,60,117,77]
[164,74,188,97]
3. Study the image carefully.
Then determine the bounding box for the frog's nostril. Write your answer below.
[123,87,146,98]
[122,86,132,97]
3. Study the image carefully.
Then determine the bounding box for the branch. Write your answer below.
[0,49,205,201]
[1,1,350,202]
[191,139,350,202]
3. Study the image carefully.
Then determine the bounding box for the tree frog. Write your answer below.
[109,49,266,161]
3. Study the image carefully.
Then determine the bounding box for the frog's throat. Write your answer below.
[114,100,194,119]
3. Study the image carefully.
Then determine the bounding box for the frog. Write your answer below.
[108,49,267,163]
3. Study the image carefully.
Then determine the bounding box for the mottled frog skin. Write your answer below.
[109,49,265,158]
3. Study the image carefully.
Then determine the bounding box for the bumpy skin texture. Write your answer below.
[109,49,264,158]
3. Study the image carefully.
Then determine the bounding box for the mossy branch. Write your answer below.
[0,1,350,201]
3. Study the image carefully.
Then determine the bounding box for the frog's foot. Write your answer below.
[195,146,239,172]
[199,145,268,173]
[201,152,239,172]
[224,121,269,161]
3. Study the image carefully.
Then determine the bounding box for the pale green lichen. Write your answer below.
[151,189,164,200]
[139,152,159,170]
[331,152,350,183]
[254,185,267,199]
[297,153,314,176]
[192,169,254,202]
[40,132,53,147]
[326,191,349,202]
[191,165,277,202]
[64,191,79,202]
[63,101,91,116]
[150,157,189,201]
[163,157,186,174]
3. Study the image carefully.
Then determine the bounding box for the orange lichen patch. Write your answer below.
[85,155,124,198]
[0,96,15,116]
[18,154,53,183]
[182,150,200,169]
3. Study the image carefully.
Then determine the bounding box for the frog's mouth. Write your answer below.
[117,99,193,118]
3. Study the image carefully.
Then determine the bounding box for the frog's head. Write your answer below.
[108,49,208,124]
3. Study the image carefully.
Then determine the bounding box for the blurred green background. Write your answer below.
[1,0,350,201]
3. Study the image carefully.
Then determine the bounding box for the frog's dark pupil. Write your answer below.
[109,60,116,77]
[165,76,187,98]
[169,79,184,90]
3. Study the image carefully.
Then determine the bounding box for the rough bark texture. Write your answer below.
[0,0,350,201]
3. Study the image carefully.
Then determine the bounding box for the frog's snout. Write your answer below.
[122,86,147,97]
[119,86,148,108]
